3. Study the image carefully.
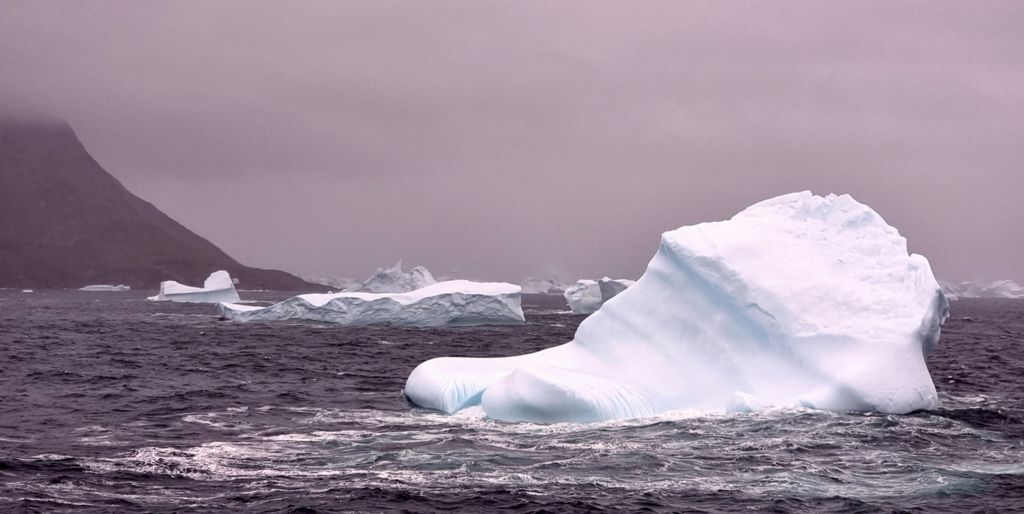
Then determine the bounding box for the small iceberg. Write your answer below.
[148,270,241,303]
[219,280,524,327]
[79,284,131,292]
[405,192,948,422]
[563,277,635,314]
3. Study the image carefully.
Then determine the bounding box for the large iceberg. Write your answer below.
[79,284,131,292]
[405,192,948,422]
[148,270,241,303]
[940,280,1024,300]
[219,280,525,326]
[357,260,437,293]
[563,277,635,314]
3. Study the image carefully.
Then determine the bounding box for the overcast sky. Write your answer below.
[2,1,1022,283]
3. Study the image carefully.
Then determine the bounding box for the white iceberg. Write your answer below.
[405,192,948,422]
[357,260,437,293]
[940,280,1024,300]
[148,270,241,303]
[79,284,131,292]
[218,280,525,326]
[563,277,636,314]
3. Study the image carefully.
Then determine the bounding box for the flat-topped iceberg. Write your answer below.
[80,284,131,292]
[357,260,437,293]
[148,270,240,303]
[563,277,635,314]
[405,192,948,422]
[219,280,525,326]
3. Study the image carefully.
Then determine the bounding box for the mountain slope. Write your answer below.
[0,118,324,290]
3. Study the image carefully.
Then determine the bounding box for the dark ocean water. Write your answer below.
[0,290,1022,513]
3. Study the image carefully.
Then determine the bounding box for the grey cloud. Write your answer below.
[1,1,1021,282]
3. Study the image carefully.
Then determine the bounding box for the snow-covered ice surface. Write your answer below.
[941,280,1024,300]
[357,260,437,293]
[563,277,635,314]
[219,280,525,327]
[147,270,240,304]
[79,284,131,292]
[406,192,949,422]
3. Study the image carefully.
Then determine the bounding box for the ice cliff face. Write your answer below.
[563,278,636,314]
[405,192,948,422]
[148,270,241,303]
[219,280,524,327]
[358,261,437,293]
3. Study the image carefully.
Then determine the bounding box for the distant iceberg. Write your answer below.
[405,192,948,422]
[298,274,360,291]
[940,280,1024,300]
[299,262,437,293]
[219,280,524,326]
[520,277,568,295]
[939,282,960,302]
[148,270,240,303]
[357,260,437,293]
[80,284,131,292]
[563,277,635,314]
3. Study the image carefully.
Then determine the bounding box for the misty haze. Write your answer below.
[1,2,1022,512]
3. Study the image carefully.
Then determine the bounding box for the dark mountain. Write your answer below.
[0,118,325,290]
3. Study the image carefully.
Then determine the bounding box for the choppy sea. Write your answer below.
[1,290,1022,513]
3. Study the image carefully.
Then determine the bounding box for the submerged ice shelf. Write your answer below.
[405,192,948,422]
[219,280,525,327]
